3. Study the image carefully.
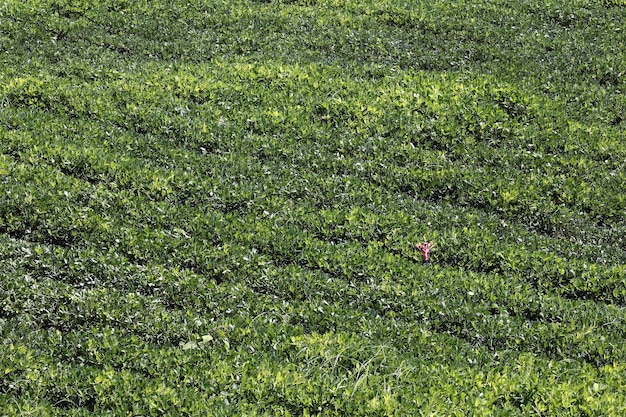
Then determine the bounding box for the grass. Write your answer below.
[1,0,626,415]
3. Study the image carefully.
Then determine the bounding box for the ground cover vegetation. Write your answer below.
[1,0,626,415]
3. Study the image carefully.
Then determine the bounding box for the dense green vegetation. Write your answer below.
[1,0,626,414]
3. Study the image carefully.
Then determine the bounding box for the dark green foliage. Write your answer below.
[2,0,626,415]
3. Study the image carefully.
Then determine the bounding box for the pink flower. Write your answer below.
[415,241,434,262]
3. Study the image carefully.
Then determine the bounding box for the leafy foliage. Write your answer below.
[1,0,626,415]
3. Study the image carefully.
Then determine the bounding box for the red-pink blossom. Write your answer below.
[415,241,434,262]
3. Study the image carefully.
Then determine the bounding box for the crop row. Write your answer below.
[3,153,626,359]
[2,0,625,139]
[4,63,626,223]
[4,226,626,414]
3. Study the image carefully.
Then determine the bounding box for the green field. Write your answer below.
[2,0,626,415]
